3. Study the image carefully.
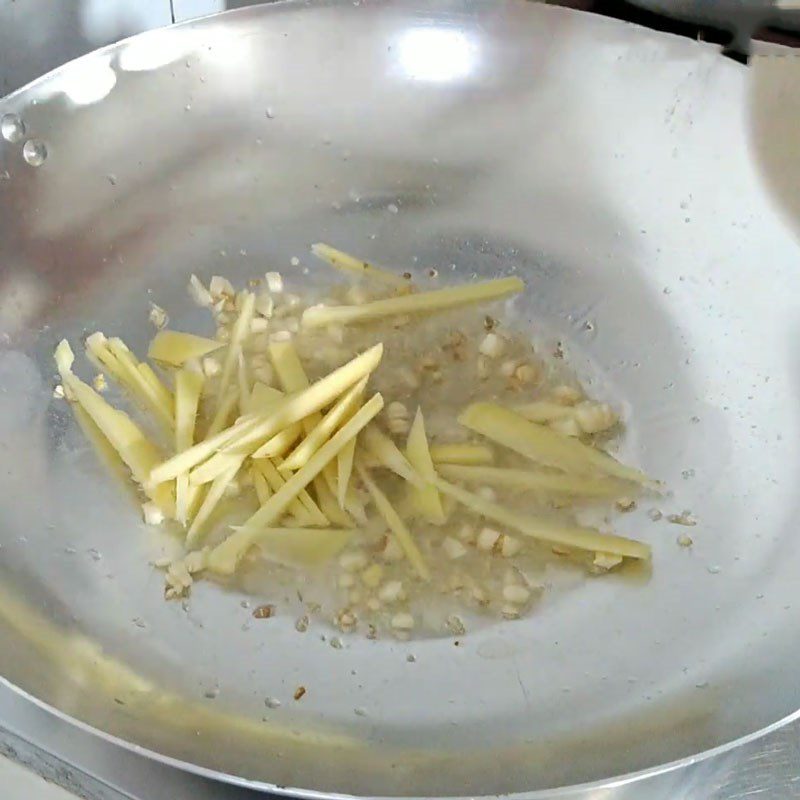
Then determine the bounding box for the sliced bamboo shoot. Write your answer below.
[206,393,383,574]
[137,363,173,412]
[222,343,382,456]
[434,477,650,560]
[205,386,239,438]
[356,462,430,581]
[175,369,204,524]
[405,407,446,524]
[248,527,354,568]
[106,338,174,428]
[311,243,408,288]
[319,461,339,502]
[186,457,244,548]
[342,479,367,524]
[266,337,336,508]
[321,459,364,523]
[252,466,271,505]
[85,332,126,383]
[248,382,283,414]
[149,411,255,485]
[208,291,254,431]
[249,423,302,459]
[362,425,424,488]
[322,456,367,525]
[150,344,382,483]
[458,402,651,486]
[237,353,251,415]
[268,338,321,434]
[189,451,244,486]
[253,458,328,526]
[313,471,353,527]
[86,333,173,431]
[55,340,175,517]
[437,464,635,498]
[429,443,494,466]
[148,330,223,366]
[72,403,139,502]
[302,276,524,328]
[336,438,357,510]
[280,377,367,471]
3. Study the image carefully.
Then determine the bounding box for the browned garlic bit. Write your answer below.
[446,614,466,635]
[390,612,415,638]
[551,385,582,405]
[149,304,168,330]
[574,402,618,434]
[378,580,405,604]
[499,534,522,557]
[54,243,660,641]
[386,401,411,435]
[142,501,164,526]
[442,537,467,560]
[479,332,507,359]
[514,363,539,385]
[476,527,501,552]
[252,604,275,619]
[335,609,358,633]
[592,552,624,572]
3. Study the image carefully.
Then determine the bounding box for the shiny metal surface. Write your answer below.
[4,675,800,800]
[1,1,799,796]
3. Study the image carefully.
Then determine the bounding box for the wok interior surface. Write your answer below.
[0,1,799,796]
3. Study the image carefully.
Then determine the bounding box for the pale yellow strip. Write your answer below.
[356,462,430,581]
[254,458,329,526]
[186,457,244,548]
[302,277,524,328]
[362,425,424,488]
[206,394,382,574]
[311,242,408,288]
[209,291,255,431]
[148,330,223,366]
[437,464,634,498]
[151,344,382,483]
[429,443,494,466]
[281,377,367,471]
[55,340,175,517]
[458,402,652,486]
[405,407,445,524]
[175,369,204,524]
[434,477,650,560]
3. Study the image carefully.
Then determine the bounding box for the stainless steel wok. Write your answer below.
[1,1,799,796]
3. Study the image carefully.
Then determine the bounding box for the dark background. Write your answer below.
[551,0,800,58]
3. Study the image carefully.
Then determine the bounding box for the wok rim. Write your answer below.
[1,1,788,797]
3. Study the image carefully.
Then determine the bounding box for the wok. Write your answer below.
[1,1,799,796]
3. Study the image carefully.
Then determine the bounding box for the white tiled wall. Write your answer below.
[173,0,227,20]
[172,1,262,22]
[0,0,266,97]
